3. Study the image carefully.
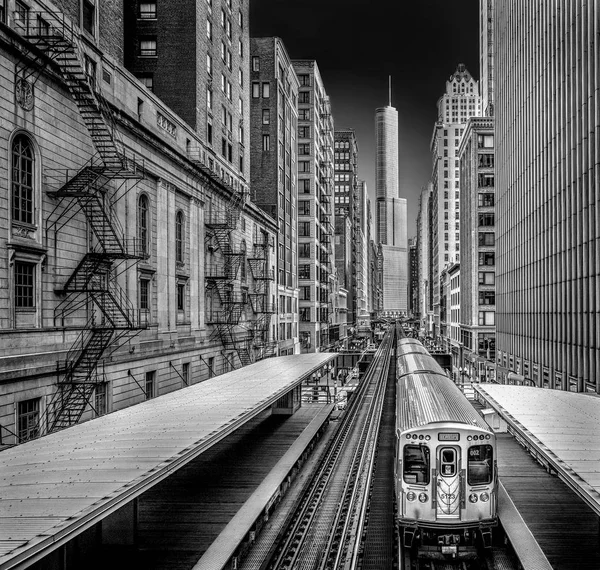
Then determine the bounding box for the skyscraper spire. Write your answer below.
[389,75,392,106]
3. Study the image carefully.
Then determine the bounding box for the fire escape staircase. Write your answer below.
[205,187,254,367]
[13,10,147,434]
[247,234,276,359]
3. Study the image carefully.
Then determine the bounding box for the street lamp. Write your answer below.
[458,367,468,386]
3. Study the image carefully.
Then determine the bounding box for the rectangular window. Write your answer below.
[262,134,270,151]
[145,371,155,400]
[206,18,212,40]
[298,143,310,155]
[207,357,214,378]
[299,264,310,279]
[300,285,311,300]
[262,108,270,124]
[139,278,149,310]
[478,272,495,285]
[299,221,310,236]
[18,398,39,442]
[139,2,156,18]
[95,383,107,416]
[262,82,270,98]
[467,445,493,485]
[177,283,185,311]
[298,91,310,104]
[182,363,190,386]
[82,0,95,35]
[478,193,494,207]
[252,82,260,98]
[300,307,311,321]
[478,213,495,227]
[14,261,35,308]
[139,38,157,57]
[299,243,310,257]
[478,232,495,246]
[478,252,495,266]
[298,201,310,215]
[298,161,310,173]
[403,445,430,484]
[479,291,495,305]
[252,56,259,71]
[478,311,495,326]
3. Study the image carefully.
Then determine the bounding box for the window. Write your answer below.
[95,383,107,417]
[14,261,35,308]
[478,232,495,246]
[145,371,155,400]
[298,143,310,155]
[252,56,259,71]
[478,213,495,227]
[206,87,212,110]
[18,398,39,442]
[139,38,157,57]
[479,291,495,305]
[478,252,495,266]
[206,53,212,76]
[299,179,310,193]
[440,448,457,477]
[139,2,156,18]
[298,125,310,138]
[262,134,270,151]
[299,243,310,257]
[298,91,310,104]
[182,363,190,386]
[139,278,150,315]
[298,161,310,173]
[403,445,430,484]
[138,194,150,255]
[478,193,494,207]
[262,109,270,124]
[299,221,310,236]
[299,108,310,120]
[468,445,493,485]
[12,134,34,225]
[479,153,494,168]
[299,264,310,279]
[252,82,260,98]
[177,283,185,311]
[478,173,494,187]
[15,1,29,28]
[478,311,495,325]
[300,285,311,300]
[206,18,212,40]
[300,307,310,321]
[478,271,495,285]
[262,82,270,98]
[82,0,95,35]
[175,211,184,263]
[477,134,494,148]
[298,201,310,216]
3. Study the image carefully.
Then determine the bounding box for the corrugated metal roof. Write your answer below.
[397,373,490,432]
[475,384,600,516]
[0,353,335,570]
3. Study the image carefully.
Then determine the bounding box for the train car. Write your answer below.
[395,337,497,560]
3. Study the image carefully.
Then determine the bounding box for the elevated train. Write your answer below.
[395,337,497,560]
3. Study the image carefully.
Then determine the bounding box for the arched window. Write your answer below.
[240,240,247,281]
[12,134,34,225]
[138,194,149,255]
[175,211,184,263]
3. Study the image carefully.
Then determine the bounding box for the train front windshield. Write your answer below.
[403,445,430,484]
[467,444,493,485]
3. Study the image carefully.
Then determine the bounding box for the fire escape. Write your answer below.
[247,229,276,359]
[11,11,146,433]
[204,177,255,367]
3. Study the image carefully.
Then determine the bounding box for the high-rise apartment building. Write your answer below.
[249,37,299,355]
[125,0,250,182]
[430,64,481,334]
[417,184,433,334]
[494,1,600,393]
[458,117,496,379]
[334,129,359,327]
[375,103,407,314]
[293,60,335,352]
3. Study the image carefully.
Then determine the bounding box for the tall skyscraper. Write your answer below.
[430,64,481,333]
[494,1,600,394]
[375,93,408,314]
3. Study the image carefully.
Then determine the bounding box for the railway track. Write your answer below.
[263,329,395,570]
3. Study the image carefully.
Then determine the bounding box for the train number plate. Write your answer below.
[438,432,460,441]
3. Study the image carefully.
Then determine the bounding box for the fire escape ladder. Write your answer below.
[10,11,148,436]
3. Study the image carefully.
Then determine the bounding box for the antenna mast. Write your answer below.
[389,75,392,106]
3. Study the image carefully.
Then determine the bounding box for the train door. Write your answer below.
[436,447,461,519]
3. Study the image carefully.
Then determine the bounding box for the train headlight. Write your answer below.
[418,493,428,503]
[467,436,472,441]
[419,435,424,440]
[406,434,411,439]
[480,492,490,502]
[425,435,431,441]
[469,493,478,503]
[485,434,491,439]
[407,491,416,502]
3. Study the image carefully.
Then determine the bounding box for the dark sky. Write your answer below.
[249,0,480,238]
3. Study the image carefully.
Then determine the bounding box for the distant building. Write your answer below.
[334,129,359,327]
[408,237,418,317]
[375,103,408,314]
[430,64,481,335]
[250,37,300,355]
[293,60,335,352]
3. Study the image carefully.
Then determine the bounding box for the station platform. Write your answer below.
[474,384,600,569]
[0,353,336,570]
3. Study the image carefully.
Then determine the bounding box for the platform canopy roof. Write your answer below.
[0,353,336,570]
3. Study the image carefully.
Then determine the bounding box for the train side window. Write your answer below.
[403,445,430,484]
[440,448,457,477]
[468,444,493,485]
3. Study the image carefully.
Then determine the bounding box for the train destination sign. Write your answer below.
[438,433,460,441]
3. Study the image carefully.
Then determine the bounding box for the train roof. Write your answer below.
[397,372,490,433]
